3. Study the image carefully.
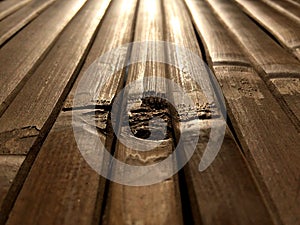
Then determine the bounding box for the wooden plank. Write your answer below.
[187,2,300,223]
[234,0,300,55]
[183,126,275,225]
[0,0,56,46]
[286,0,300,8]
[0,0,111,155]
[4,0,138,224]
[262,0,300,24]
[185,0,250,66]
[102,0,183,224]
[0,0,31,20]
[212,65,300,225]
[0,0,87,116]
[4,112,109,225]
[0,156,24,208]
[163,0,274,224]
[295,47,300,60]
[206,0,300,77]
[206,0,300,128]
[270,78,300,125]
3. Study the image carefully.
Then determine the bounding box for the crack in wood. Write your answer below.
[0,126,40,154]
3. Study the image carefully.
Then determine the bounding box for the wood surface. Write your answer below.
[185,0,250,66]
[206,0,300,77]
[0,0,110,155]
[234,0,300,54]
[0,0,299,225]
[0,0,87,116]
[163,0,274,224]
[269,77,300,125]
[188,1,300,224]
[212,66,300,225]
[4,0,138,224]
[262,0,300,24]
[0,0,56,46]
[0,0,111,222]
[102,0,183,224]
[206,0,300,129]
[0,156,24,208]
[0,0,31,20]
[286,0,300,7]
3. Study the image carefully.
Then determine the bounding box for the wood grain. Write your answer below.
[1,1,299,225]
[234,0,300,53]
[0,0,56,46]
[212,65,300,225]
[0,0,31,20]
[262,0,300,24]
[5,112,108,225]
[4,0,138,224]
[286,0,300,7]
[102,0,183,224]
[206,0,300,128]
[270,77,300,125]
[0,156,24,208]
[163,0,274,224]
[0,0,87,116]
[206,0,300,77]
[185,0,249,66]
[0,0,111,155]
[186,2,300,223]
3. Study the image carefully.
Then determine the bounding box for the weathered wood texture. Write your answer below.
[0,0,56,46]
[0,0,31,20]
[206,0,300,130]
[269,78,300,124]
[185,0,249,66]
[287,0,300,7]
[4,0,137,224]
[0,156,24,208]
[188,1,300,224]
[0,0,86,116]
[0,0,299,225]
[206,0,300,77]
[5,112,108,225]
[0,0,111,222]
[164,0,273,224]
[234,0,300,59]
[262,0,300,24]
[0,0,110,155]
[213,66,300,225]
[103,1,183,224]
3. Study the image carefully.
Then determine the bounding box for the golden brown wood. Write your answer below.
[206,0,300,129]
[270,78,300,124]
[185,0,249,66]
[0,156,24,208]
[0,0,110,155]
[212,65,300,225]
[206,0,300,77]
[0,0,31,20]
[187,2,300,224]
[0,0,87,116]
[5,112,107,225]
[102,1,183,224]
[0,1,111,221]
[163,0,274,224]
[0,0,56,46]
[1,1,299,225]
[286,0,300,7]
[235,0,300,54]
[262,0,300,24]
[4,0,138,224]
